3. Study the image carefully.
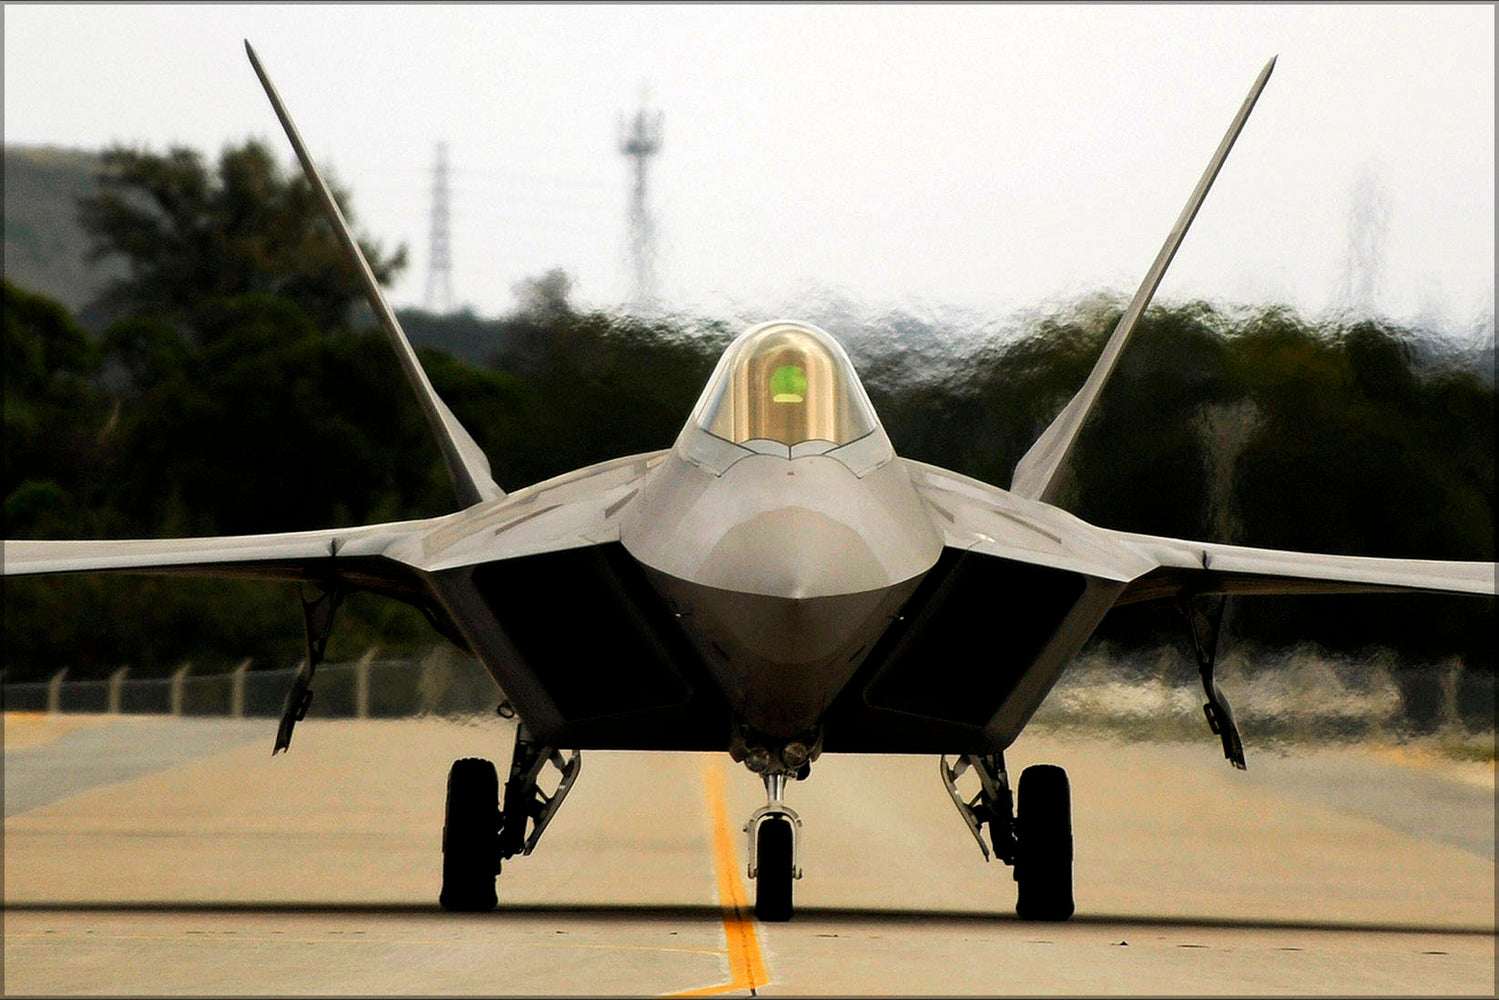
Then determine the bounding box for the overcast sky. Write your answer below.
[4,5,1493,330]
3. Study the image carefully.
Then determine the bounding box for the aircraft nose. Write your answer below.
[696,505,891,600]
[652,505,921,739]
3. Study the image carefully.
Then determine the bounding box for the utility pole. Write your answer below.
[424,141,455,313]
[618,89,664,311]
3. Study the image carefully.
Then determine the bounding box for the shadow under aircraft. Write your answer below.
[5,46,1493,922]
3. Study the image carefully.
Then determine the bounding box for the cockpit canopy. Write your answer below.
[680,321,891,476]
[694,321,879,447]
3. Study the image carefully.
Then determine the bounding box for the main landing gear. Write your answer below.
[439,724,581,912]
[941,752,1074,921]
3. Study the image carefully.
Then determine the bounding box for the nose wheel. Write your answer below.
[744,771,803,922]
[754,815,796,921]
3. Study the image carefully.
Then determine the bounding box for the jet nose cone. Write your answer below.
[697,505,891,599]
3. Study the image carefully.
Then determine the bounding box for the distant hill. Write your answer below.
[3,144,499,353]
[2,145,124,329]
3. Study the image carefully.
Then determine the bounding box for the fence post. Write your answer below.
[1439,658,1462,734]
[230,658,252,718]
[46,667,68,714]
[108,667,129,714]
[170,662,192,716]
[418,647,453,715]
[355,646,379,719]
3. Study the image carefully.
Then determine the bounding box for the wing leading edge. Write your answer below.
[1109,530,1496,605]
[905,459,1495,603]
[2,450,672,585]
[1,518,434,585]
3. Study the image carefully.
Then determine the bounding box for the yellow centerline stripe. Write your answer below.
[661,757,769,997]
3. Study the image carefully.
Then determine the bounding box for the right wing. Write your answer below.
[1,516,441,596]
[245,41,502,510]
[2,450,674,584]
[1009,57,1277,506]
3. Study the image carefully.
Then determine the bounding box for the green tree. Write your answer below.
[78,140,405,336]
[3,280,109,536]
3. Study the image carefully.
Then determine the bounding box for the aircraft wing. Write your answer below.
[1108,529,1496,605]
[3,451,673,586]
[902,458,1159,582]
[1,517,441,593]
[903,459,1494,601]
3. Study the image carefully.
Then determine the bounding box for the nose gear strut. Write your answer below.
[744,772,803,879]
[743,770,802,921]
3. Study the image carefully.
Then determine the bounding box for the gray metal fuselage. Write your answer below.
[622,448,941,742]
[406,322,1132,760]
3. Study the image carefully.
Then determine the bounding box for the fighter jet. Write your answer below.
[5,47,1493,922]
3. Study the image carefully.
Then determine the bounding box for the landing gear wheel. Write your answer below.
[754,816,795,922]
[439,757,500,912]
[1014,763,1074,921]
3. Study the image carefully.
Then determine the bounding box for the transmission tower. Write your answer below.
[618,91,664,310]
[424,141,455,313]
[1339,163,1390,315]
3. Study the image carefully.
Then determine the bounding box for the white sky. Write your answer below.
[4,4,1494,329]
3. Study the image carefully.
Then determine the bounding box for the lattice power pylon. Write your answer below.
[424,141,455,313]
[1339,164,1390,315]
[619,94,664,310]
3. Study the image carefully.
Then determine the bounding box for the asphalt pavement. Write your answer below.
[3,712,1493,995]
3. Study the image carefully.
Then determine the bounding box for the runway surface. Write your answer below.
[3,712,1494,995]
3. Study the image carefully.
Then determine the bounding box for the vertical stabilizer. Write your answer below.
[245,41,503,509]
[1009,58,1276,506]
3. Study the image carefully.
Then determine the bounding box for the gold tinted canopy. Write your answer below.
[697,322,878,447]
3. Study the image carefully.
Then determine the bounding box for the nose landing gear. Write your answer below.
[744,771,803,922]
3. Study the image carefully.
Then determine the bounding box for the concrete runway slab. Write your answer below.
[3,713,1493,995]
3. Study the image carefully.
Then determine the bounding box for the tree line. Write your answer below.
[3,140,1492,681]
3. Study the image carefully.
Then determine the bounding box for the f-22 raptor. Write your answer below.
[5,47,1493,922]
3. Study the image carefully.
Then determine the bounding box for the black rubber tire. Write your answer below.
[1014,763,1074,921]
[754,816,795,922]
[439,757,500,912]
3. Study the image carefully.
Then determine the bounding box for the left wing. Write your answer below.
[905,459,1495,602]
